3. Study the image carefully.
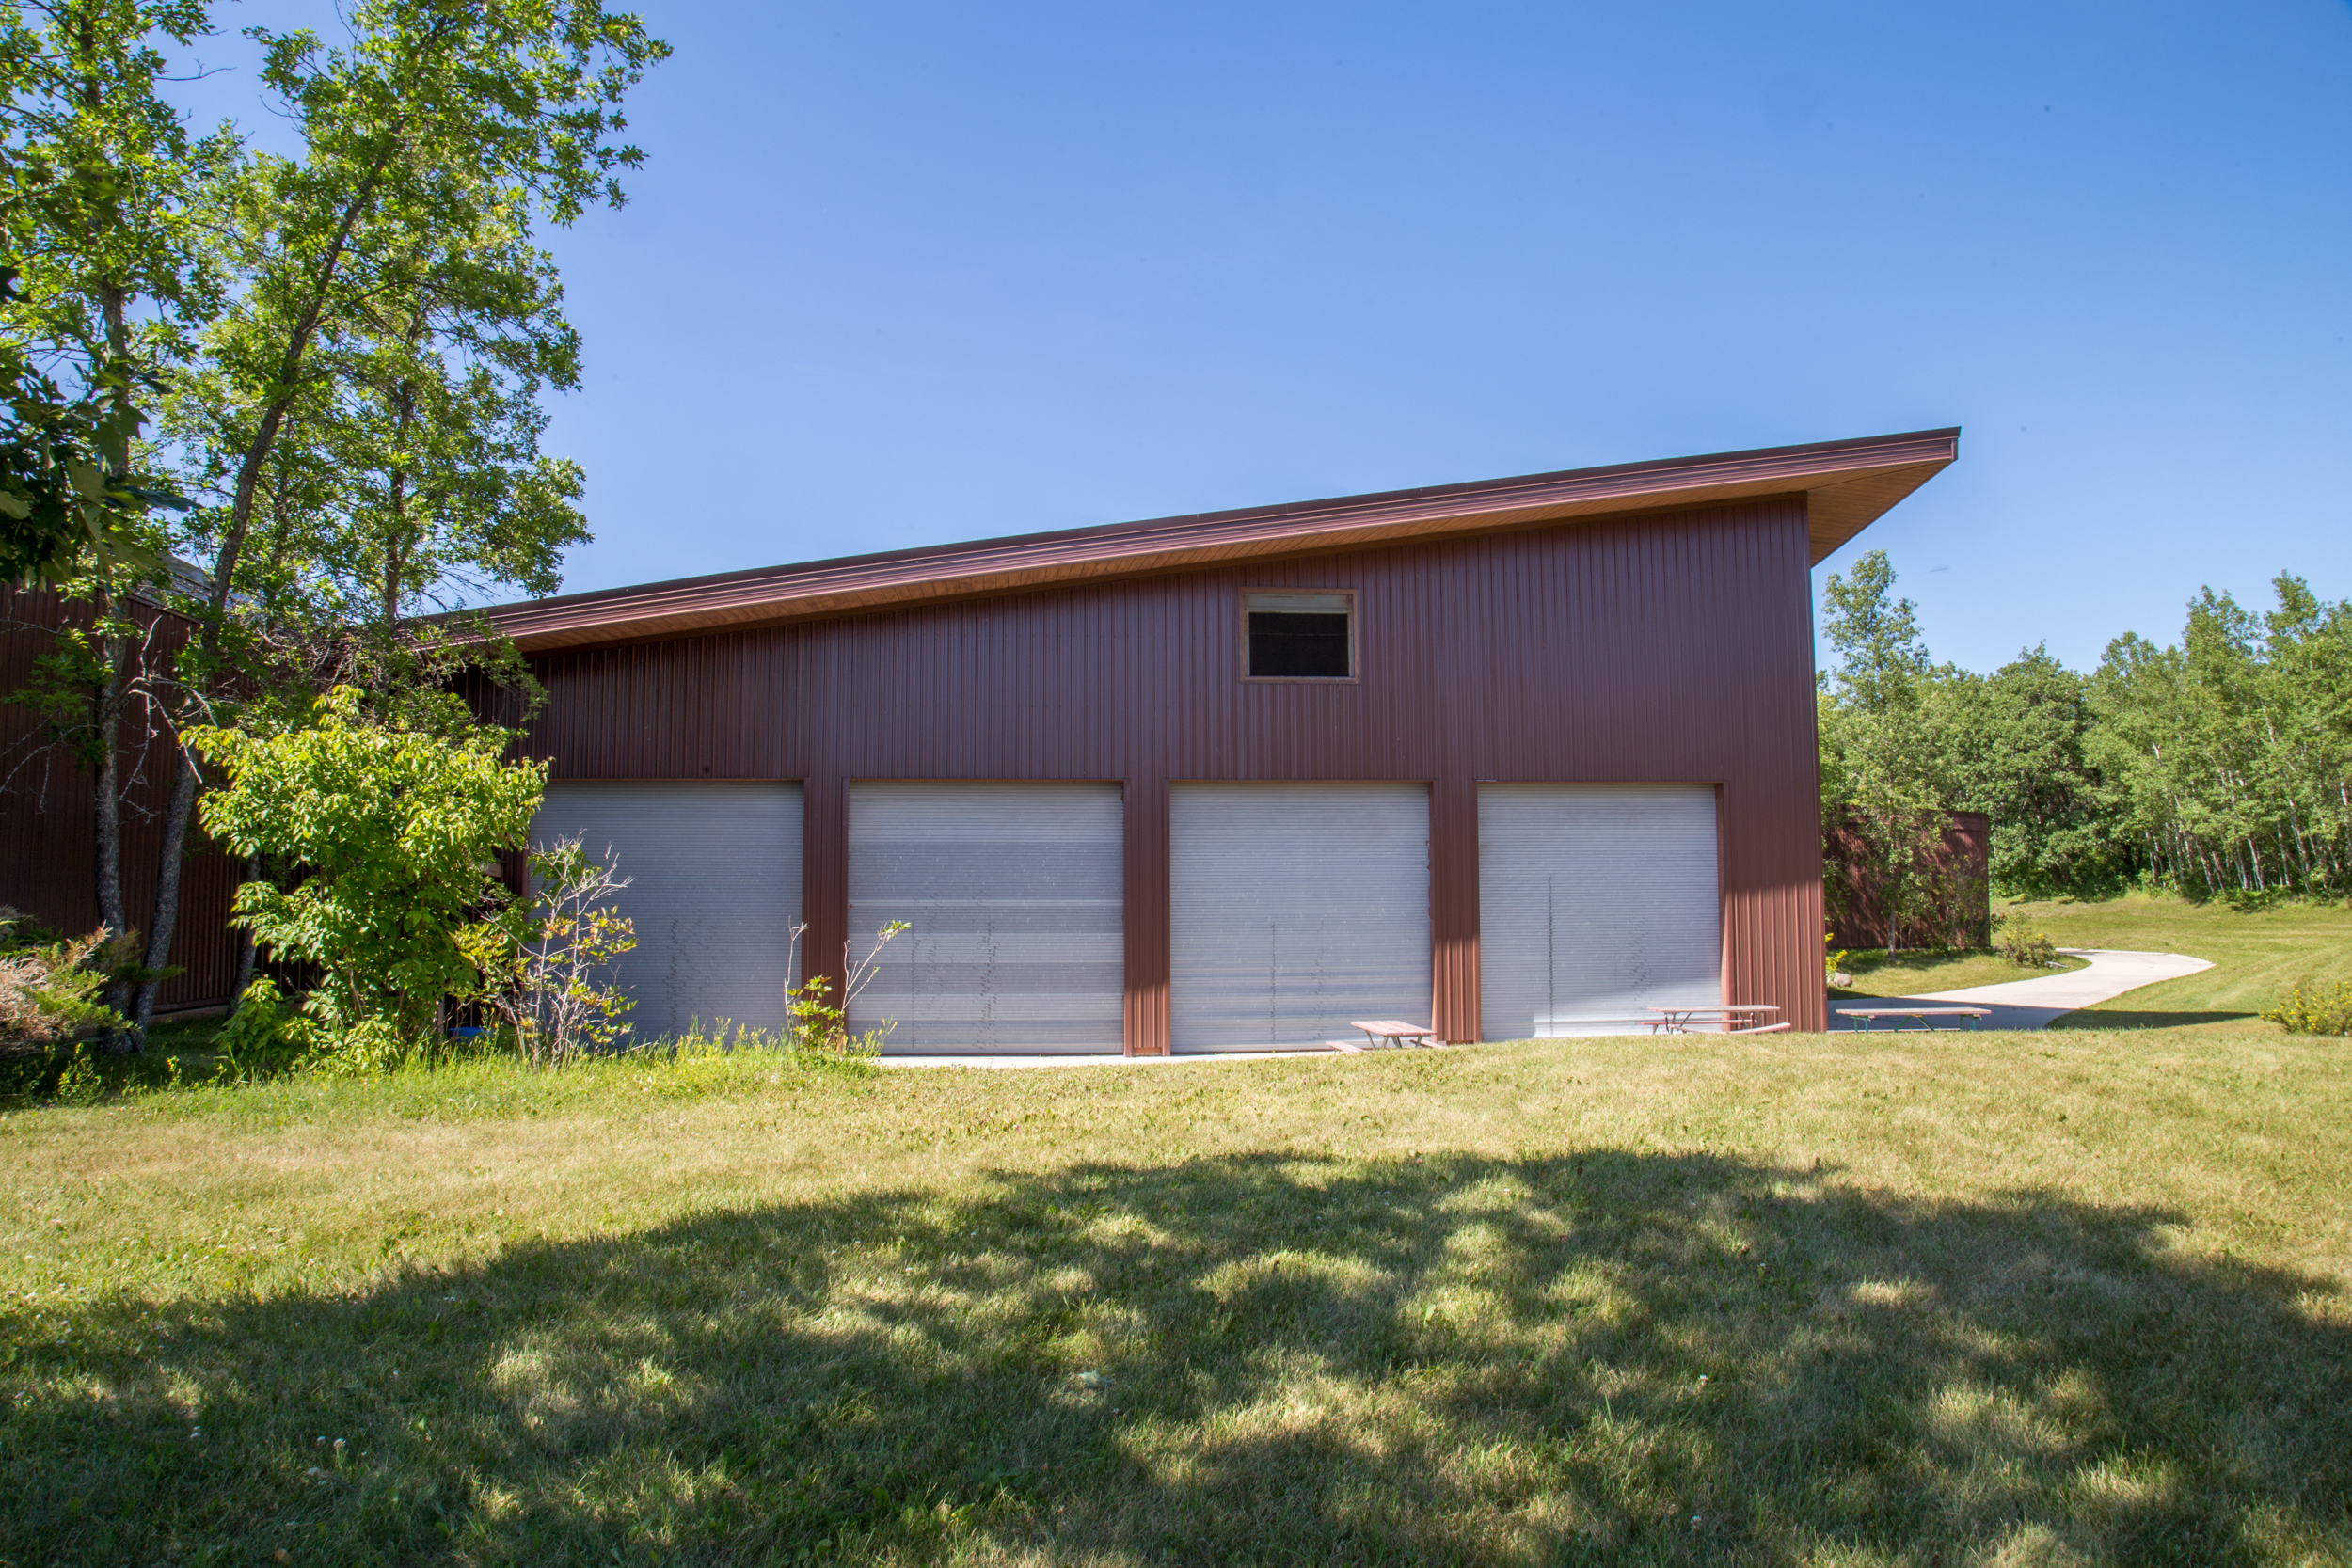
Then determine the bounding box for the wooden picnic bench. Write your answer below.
[1340,1020,1439,1050]
[1647,1004,1788,1037]
[1836,1006,1992,1032]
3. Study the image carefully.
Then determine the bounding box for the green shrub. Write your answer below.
[213,979,309,1081]
[188,687,546,1056]
[2262,981,2352,1037]
[463,837,636,1068]
[0,909,125,1049]
[1996,927,2058,968]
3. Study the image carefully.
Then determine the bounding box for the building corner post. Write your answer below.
[1122,776,1171,1054]
[1431,776,1480,1042]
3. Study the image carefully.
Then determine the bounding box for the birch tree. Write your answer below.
[0,0,217,1021]
[145,0,663,1030]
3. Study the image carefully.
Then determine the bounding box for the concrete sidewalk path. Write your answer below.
[1834,948,2214,1031]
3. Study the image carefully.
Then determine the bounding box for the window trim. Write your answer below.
[1239,587,1359,684]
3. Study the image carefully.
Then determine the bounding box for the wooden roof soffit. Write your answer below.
[488,427,1958,652]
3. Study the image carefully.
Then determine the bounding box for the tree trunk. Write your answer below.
[132,743,197,1030]
[127,148,401,1038]
[229,854,260,1010]
[91,606,131,1033]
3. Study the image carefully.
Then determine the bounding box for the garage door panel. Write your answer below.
[860,933,1124,963]
[1170,784,1431,1052]
[848,783,1124,1053]
[531,782,803,1044]
[854,847,1113,897]
[1478,784,1720,1039]
[857,904,1122,940]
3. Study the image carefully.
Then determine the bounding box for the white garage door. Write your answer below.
[1170,784,1431,1051]
[1478,784,1720,1038]
[531,781,803,1044]
[848,783,1124,1053]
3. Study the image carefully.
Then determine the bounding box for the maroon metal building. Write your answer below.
[489,429,1958,1054]
[0,589,245,1014]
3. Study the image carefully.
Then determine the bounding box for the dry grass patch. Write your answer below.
[2,1028,2347,1565]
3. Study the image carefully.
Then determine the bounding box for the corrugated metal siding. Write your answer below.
[1477,784,1722,1038]
[532,782,803,1040]
[521,497,1829,1046]
[0,588,245,1012]
[846,782,1122,1053]
[1169,784,1430,1050]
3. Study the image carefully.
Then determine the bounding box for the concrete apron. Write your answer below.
[877,1049,1348,1069]
[1831,948,2215,1032]
[873,949,2221,1059]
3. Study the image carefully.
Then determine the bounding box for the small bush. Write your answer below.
[1996,927,2058,968]
[464,837,636,1068]
[213,979,310,1081]
[0,908,125,1050]
[2262,981,2352,1037]
[307,1017,426,1077]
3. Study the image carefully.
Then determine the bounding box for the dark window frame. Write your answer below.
[1239,587,1359,683]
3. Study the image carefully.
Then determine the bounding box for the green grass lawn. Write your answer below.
[5,1019,2348,1565]
[2003,892,2352,1030]
[1828,948,2088,1001]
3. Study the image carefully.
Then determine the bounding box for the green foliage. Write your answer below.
[188,685,546,1048]
[1820,554,2352,904]
[1994,925,2058,969]
[165,0,665,640]
[2087,576,2352,899]
[71,0,662,1034]
[0,910,123,1048]
[1939,647,2121,895]
[212,976,306,1079]
[783,918,909,1058]
[2260,980,2352,1037]
[0,0,219,585]
[1817,552,1981,948]
[0,348,178,584]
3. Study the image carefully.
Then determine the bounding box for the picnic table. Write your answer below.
[1342,1019,1439,1050]
[1836,1006,1992,1032]
[1646,1005,1788,1036]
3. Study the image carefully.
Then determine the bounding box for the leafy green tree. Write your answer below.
[1820,549,1931,718]
[1816,551,1966,947]
[1937,647,2120,895]
[2087,575,2352,897]
[141,0,664,1030]
[186,685,545,1048]
[0,0,221,1021]
[318,296,585,628]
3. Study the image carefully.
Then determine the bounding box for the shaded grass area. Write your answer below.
[4,1030,2348,1564]
[1828,947,2086,1001]
[2004,893,2352,1030]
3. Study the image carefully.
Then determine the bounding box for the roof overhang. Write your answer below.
[487,427,1957,653]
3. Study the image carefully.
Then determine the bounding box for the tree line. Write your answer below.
[0,0,665,1037]
[1818,550,2352,927]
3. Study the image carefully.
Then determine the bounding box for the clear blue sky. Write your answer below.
[183,2,2352,674]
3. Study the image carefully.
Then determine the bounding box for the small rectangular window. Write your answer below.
[1245,590,1354,679]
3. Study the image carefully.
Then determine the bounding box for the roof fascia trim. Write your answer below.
[493,427,1958,651]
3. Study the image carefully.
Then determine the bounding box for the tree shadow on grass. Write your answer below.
[7,1151,2348,1566]
[2047,1009,2263,1031]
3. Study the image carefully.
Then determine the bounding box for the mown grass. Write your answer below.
[1829,948,2088,1001]
[3,1022,2347,1566]
[2002,893,2352,1030]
